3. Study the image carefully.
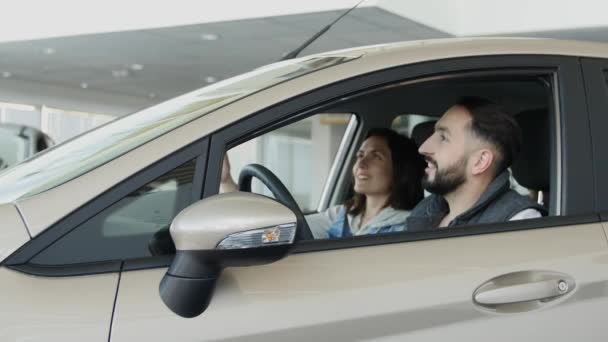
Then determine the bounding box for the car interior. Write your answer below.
[322,74,554,216]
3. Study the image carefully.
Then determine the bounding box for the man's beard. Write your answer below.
[422,156,467,196]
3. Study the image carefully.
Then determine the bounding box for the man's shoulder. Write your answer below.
[497,189,548,217]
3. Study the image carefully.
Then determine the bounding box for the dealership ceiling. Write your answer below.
[0,5,607,115]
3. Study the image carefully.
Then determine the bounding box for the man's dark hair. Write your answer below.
[345,128,425,216]
[455,96,522,175]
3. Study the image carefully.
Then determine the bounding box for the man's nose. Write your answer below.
[418,137,432,156]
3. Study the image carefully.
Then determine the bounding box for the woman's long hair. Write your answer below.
[344,128,425,216]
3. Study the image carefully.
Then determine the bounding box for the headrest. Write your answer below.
[510,108,549,192]
[411,120,436,147]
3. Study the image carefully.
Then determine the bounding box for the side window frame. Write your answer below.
[4,138,209,275]
[203,55,596,254]
[581,58,608,215]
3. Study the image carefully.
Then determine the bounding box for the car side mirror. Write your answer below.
[159,192,299,318]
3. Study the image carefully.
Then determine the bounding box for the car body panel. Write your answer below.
[602,222,608,242]
[0,267,118,341]
[111,223,608,341]
[327,37,608,60]
[0,204,30,262]
[15,38,608,238]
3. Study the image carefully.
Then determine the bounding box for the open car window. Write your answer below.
[227,113,356,213]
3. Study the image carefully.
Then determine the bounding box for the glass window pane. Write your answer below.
[31,159,196,265]
[228,114,353,212]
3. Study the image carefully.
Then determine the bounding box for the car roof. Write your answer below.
[318,37,608,60]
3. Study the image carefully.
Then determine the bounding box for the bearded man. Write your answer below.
[406,96,545,230]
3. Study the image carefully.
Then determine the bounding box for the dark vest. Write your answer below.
[405,171,547,231]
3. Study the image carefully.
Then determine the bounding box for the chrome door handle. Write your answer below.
[473,271,575,308]
[475,278,570,305]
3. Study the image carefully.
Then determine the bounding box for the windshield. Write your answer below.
[0,54,359,204]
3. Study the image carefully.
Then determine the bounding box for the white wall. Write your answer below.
[379,0,608,36]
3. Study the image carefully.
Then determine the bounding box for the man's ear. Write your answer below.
[471,149,494,176]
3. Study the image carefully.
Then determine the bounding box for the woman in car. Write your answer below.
[306,128,425,238]
[221,128,426,239]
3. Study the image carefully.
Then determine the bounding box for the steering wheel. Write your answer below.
[238,163,313,240]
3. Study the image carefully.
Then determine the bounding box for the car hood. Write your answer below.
[0,203,30,262]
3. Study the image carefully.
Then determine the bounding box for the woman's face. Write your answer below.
[352,136,394,196]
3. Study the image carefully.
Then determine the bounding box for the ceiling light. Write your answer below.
[2,71,12,78]
[200,33,219,41]
[112,69,129,78]
[43,48,56,55]
[130,64,144,71]
[80,82,88,89]
[205,76,217,83]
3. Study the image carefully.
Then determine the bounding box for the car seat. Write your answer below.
[510,108,550,209]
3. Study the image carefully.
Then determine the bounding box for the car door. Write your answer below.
[110,55,608,341]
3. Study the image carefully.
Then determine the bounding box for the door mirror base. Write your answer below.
[160,246,291,317]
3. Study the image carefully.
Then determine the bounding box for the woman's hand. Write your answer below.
[220,153,238,193]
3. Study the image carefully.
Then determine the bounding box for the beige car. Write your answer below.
[2,38,608,341]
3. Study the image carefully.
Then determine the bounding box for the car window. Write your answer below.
[227,113,355,213]
[217,73,558,243]
[30,159,196,265]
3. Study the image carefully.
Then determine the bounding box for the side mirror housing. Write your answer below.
[159,192,298,318]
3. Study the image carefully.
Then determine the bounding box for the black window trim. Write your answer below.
[581,57,608,215]
[3,138,209,275]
